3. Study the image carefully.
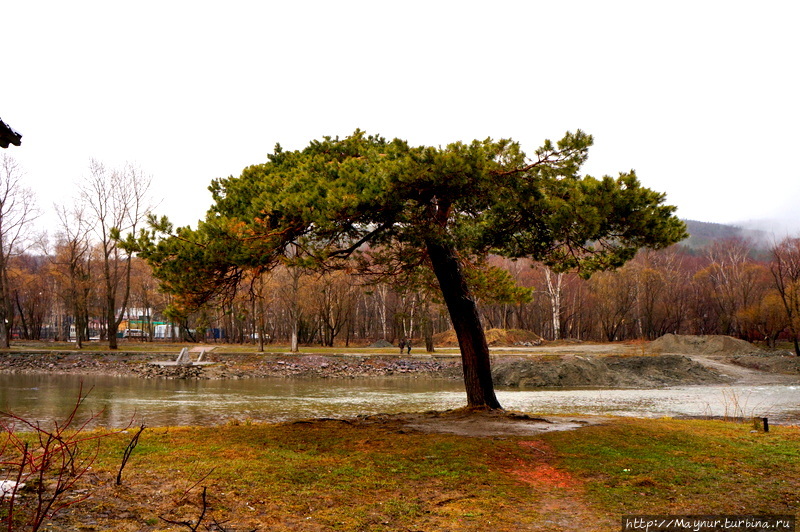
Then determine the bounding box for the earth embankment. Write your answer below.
[647,333,800,383]
[1,334,797,387]
[648,333,764,356]
[491,354,731,388]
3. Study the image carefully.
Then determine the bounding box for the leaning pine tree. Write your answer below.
[130,130,686,409]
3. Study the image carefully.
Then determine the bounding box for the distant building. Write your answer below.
[0,117,22,148]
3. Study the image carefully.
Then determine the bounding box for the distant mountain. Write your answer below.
[681,220,772,250]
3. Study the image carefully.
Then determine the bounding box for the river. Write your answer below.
[1,373,798,429]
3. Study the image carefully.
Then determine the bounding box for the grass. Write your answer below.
[543,418,800,515]
[7,416,795,531]
[80,422,536,530]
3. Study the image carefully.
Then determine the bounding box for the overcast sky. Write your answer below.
[3,1,799,236]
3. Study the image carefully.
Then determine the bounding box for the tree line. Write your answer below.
[8,230,800,353]
[1,153,150,348]
[4,151,800,356]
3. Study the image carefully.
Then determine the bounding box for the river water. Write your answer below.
[1,373,798,429]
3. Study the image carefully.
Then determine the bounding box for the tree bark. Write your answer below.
[423,302,435,353]
[425,238,501,409]
[107,295,118,349]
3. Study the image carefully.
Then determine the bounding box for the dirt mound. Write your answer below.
[492,354,731,388]
[369,339,394,348]
[355,409,603,437]
[649,334,763,356]
[433,328,543,347]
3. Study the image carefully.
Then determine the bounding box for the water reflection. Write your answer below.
[0,373,797,430]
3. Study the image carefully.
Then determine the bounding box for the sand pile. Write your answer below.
[649,334,763,356]
[369,339,394,348]
[492,354,730,388]
[433,328,543,347]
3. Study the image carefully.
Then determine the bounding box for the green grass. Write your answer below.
[6,417,798,530]
[542,417,800,515]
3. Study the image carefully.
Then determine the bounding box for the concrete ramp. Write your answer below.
[150,346,216,367]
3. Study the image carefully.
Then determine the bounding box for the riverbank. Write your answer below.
[1,337,799,388]
[5,415,797,531]
[3,339,799,529]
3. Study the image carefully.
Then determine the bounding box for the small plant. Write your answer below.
[719,387,772,422]
[0,384,130,531]
[159,475,258,532]
[160,486,210,532]
[117,423,146,486]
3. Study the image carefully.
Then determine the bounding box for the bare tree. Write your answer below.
[311,270,357,347]
[81,160,152,349]
[542,266,564,340]
[770,236,800,355]
[248,271,272,351]
[696,238,765,337]
[11,253,53,340]
[128,256,162,341]
[0,154,39,347]
[277,244,308,353]
[52,202,93,348]
[589,269,636,341]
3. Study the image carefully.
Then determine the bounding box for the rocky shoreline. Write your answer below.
[0,349,763,388]
[0,351,464,380]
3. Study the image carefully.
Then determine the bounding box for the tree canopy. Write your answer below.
[132,130,686,408]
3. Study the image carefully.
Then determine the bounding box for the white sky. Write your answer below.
[3,1,799,235]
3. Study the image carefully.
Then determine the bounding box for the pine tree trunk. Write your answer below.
[425,238,501,409]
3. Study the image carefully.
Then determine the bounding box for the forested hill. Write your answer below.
[681,219,771,250]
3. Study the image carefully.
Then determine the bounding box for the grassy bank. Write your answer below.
[5,416,797,531]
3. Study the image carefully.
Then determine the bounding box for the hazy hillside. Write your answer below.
[681,220,772,250]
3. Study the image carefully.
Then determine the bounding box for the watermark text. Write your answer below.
[622,515,795,532]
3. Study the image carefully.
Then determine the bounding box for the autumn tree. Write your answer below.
[51,203,94,347]
[81,160,152,349]
[132,130,685,408]
[0,154,39,347]
[309,270,357,347]
[248,271,272,351]
[589,269,636,341]
[738,289,787,346]
[694,239,766,337]
[128,256,163,340]
[9,253,52,340]
[623,248,695,339]
[770,236,800,355]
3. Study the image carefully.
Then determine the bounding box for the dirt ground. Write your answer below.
[353,408,609,438]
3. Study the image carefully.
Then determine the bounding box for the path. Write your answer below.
[353,410,618,531]
[685,355,800,385]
